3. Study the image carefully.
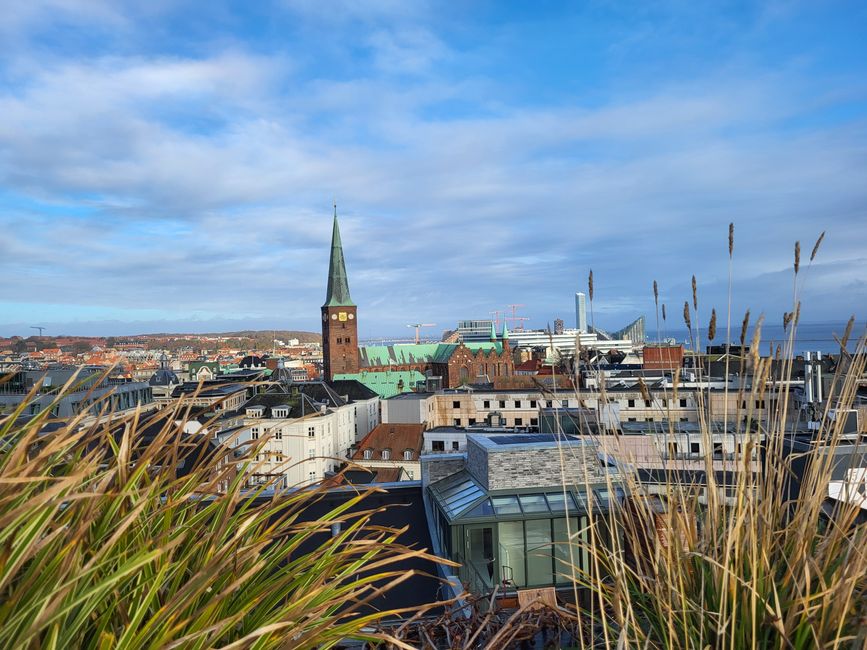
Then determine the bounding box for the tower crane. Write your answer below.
[31,326,46,336]
[407,323,436,344]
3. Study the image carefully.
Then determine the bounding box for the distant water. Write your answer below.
[654,321,865,358]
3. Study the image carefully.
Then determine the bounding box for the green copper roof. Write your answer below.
[324,207,355,307]
[502,322,509,340]
[333,370,426,399]
[489,321,497,340]
[359,342,504,367]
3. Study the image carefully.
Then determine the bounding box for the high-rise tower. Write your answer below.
[321,205,359,380]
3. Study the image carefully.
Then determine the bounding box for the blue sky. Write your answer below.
[1,0,865,338]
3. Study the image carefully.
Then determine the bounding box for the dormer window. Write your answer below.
[403,449,413,461]
[246,406,264,418]
[381,449,391,460]
[273,408,288,419]
[363,449,372,460]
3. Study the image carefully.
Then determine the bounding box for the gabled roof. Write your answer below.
[359,342,503,367]
[352,423,424,460]
[328,378,379,402]
[333,370,426,398]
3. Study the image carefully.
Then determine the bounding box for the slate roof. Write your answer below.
[242,393,302,418]
[327,378,379,402]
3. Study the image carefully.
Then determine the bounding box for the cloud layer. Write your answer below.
[1,0,866,337]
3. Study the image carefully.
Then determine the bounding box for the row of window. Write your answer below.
[361,448,414,461]
[452,417,539,427]
[431,440,461,452]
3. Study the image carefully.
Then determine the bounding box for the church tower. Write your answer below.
[321,205,359,380]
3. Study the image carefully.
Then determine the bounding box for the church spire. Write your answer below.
[323,203,355,307]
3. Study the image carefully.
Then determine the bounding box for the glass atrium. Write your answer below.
[428,469,623,593]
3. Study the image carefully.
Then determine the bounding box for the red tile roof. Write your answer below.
[352,423,424,460]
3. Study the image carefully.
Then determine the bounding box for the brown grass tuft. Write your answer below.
[683,301,691,331]
[728,222,734,257]
[708,308,717,341]
[810,231,825,262]
[794,240,801,274]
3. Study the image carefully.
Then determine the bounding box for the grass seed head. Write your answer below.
[691,275,698,310]
[810,231,825,262]
[740,309,751,346]
[683,301,692,331]
[794,240,801,274]
[588,269,594,302]
[728,222,734,257]
[708,308,717,341]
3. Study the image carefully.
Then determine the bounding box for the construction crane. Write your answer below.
[406,323,436,344]
[31,326,46,336]
[489,310,503,330]
[505,304,529,331]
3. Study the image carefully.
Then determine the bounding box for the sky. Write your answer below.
[1,0,866,339]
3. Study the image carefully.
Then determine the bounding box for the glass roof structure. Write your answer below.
[428,470,623,523]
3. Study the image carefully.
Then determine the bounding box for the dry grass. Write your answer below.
[560,229,867,649]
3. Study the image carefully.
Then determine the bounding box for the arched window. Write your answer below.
[363,449,372,460]
[381,449,391,460]
[403,449,413,461]
[459,366,469,382]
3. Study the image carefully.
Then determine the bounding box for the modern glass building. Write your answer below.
[424,433,624,594]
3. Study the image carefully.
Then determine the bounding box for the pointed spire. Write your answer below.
[490,320,497,341]
[324,204,355,307]
[502,322,509,340]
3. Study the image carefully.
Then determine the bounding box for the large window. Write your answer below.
[525,519,553,586]
[498,521,526,587]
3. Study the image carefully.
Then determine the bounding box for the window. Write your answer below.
[680,417,688,422]
[381,449,391,460]
[515,400,522,408]
[662,399,668,407]
[667,442,678,456]
[454,418,461,426]
[530,417,538,426]
[452,400,461,408]
[627,399,635,408]
[546,400,553,408]
[336,337,342,344]
[432,440,445,452]
[628,417,637,422]
[308,449,315,458]
[274,452,284,462]
[483,400,490,408]
[309,471,316,482]
[274,429,282,440]
[530,400,537,408]
[363,448,373,459]
[713,442,724,457]
[690,442,700,455]
[499,400,506,408]
[680,398,688,407]
[251,427,259,440]
[451,441,460,450]
[644,399,652,407]
[515,417,523,426]
[308,426,315,438]
[403,449,413,461]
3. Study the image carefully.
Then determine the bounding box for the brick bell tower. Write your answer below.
[321,204,359,380]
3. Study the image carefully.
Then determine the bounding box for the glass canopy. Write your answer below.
[429,470,622,523]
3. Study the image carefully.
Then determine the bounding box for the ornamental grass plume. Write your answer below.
[708,308,717,342]
[0,376,446,649]
[682,300,691,331]
[555,230,867,650]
